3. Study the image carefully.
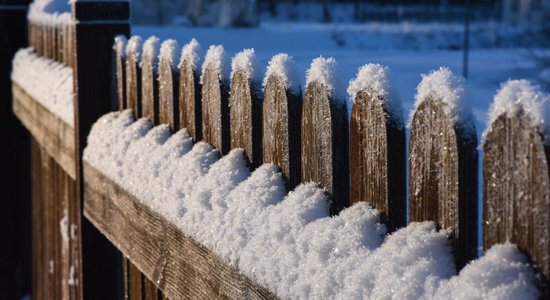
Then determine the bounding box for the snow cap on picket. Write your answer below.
[178,38,201,71]
[306,56,347,106]
[263,53,301,95]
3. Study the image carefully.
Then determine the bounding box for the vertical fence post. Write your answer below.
[483,112,550,281]
[409,98,478,269]
[229,69,263,169]
[301,81,349,214]
[71,1,130,298]
[179,42,202,141]
[0,1,32,298]
[349,89,406,231]
[201,47,230,155]
[263,74,302,189]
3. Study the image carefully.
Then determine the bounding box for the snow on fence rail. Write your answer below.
[79,34,550,299]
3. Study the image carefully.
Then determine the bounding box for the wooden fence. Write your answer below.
[8,1,130,299]
[90,33,550,298]
[2,1,549,299]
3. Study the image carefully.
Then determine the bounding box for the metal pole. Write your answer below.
[463,0,471,79]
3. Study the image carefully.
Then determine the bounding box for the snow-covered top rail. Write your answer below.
[28,0,71,27]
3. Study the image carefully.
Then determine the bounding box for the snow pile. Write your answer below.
[410,67,475,133]
[159,39,180,71]
[11,48,74,126]
[483,79,550,144]
[348,63,403,126]
[84,111,540,300]
[200,45,230,84]
[178,38,201,71]
[126,36,143,60]
[231,48,261,83]
[431,244,540,299]
[113,36,127,58]
[141,36,160,68]
[263,53,301,95]
[306,56,347,107]
[28,0,71,27]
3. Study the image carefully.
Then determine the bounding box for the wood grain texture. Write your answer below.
[229,70,263,169]
[141,51,159,124]
[409,98,478,268]
[262,75,302,189]
[159,57,179,130]
[301,81,349,214]
[179,60,202,141]
[201,66,230,155]
[126,44,142,118]
[483,112,550,279]
[83,162,277,300]
[350,90,406,231]
[115,41,127,111]
[12,83,76,179]
[30,138,78,300]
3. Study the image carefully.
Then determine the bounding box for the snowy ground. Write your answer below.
[134,24,541,138]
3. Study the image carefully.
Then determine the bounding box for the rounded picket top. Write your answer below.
[125,36,143,118]
[301,80,349,214]
[229,69,263,170]
[350,89,406,231]
[483,98,550,280]
[408,68,478,268]
[179,55,201,142]
[263,74,302,189]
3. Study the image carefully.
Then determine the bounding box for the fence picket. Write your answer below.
[141,38,159,124]
[114,37,127,111]
[159,47,179,130]
[126,37,142,119]
[229,70,263,169]
[409,98,478,268]
[201,66,230,155]
[263,74,302,189]
[483,112,550,279]
[301,81,349,214]
[350,90,406,231]
[179,56,202,141]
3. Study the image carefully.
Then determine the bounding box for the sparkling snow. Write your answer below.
[178,38,201,71]
[11,48,74,126]
[83,112,540,300]
[263,53,301,95]
[483,79,550,143]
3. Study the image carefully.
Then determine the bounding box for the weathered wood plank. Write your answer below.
[262,75,302,189]
[301,81,349,214]
[12,83,76,179]
[409,98,478,268]
[483,112,550,280]
[29,139,77,300]
[114,36,127,111]
[83,162,277,300]
[349,90,406,231]
[201,66,230,155]
[141,40,159,124]
[159,54,179,130]
[230,70,263,169]
[179,57,202,141]
[126,38,142,118]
